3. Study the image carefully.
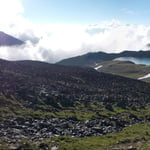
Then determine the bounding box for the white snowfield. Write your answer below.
[94,65,103,70]
[138,73,150,80]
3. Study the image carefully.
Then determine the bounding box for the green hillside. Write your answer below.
[94,60,150,82]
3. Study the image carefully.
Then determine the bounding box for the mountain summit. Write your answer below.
[0,31,24,46]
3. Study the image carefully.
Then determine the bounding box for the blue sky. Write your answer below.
[21,0,150,25]
[0,0,150,62]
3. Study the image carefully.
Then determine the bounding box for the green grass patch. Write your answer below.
[50,123,150,150]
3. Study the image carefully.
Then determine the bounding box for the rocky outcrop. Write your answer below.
[0,115,149,143]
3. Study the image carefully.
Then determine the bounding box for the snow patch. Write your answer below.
[138,73,150,80]
[94,65,103,70]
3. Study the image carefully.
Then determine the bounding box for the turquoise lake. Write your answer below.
[114,57,150,65]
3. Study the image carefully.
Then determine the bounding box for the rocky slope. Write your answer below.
[0,59,149,149]
[0,59,149,109]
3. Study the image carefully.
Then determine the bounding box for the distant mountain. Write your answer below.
[119,50,150,57]
[57,50,150,66]
[0,31,24,46]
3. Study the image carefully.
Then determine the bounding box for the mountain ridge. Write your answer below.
[57,50,150,66]
[0,31,24,46]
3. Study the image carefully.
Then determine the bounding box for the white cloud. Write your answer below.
[0,0,150,63]
[0,0,23,15]
[0,0,24,27]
